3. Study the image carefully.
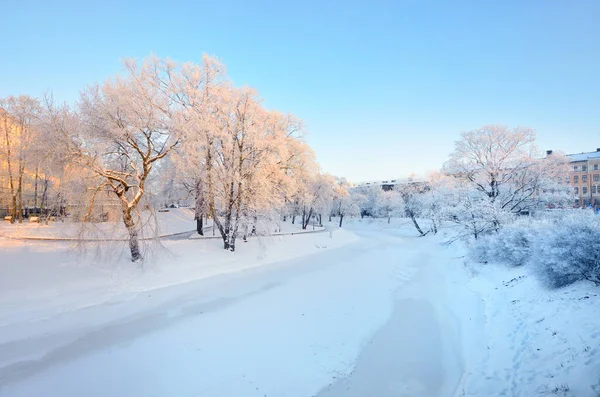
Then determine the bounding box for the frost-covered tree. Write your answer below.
[73,58,178,262]
[0,96,42,223]
[378,189,404,224]
[394,182,428,235]
[332,178,362,227]
[444,125,570,220]
[360,185,384,218]
[3,53,328,256]
[413,173,445,234]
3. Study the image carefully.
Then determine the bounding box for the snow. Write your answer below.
[458,262,600,396]
[0,227,354,329]
[0,208,198,240]
[567,151,600,162]
[0,217,599,396]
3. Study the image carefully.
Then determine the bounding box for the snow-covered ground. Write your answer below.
[458,261,600,396]
[0,209,326,241]
[0,208,199,240]
[0,218,598,396]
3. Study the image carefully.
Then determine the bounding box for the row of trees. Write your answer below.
[0,55,359,261]
[351,125,572,240]
[1,58,573,263]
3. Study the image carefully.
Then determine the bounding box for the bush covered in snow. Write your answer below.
[468,210,600,289]
[468,221,537,267]
[532,212,600,288]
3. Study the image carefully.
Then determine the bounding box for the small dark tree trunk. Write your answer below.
[196,215,204,236]
[123,209,141,262]
[409,211,425,236]
[339,214,344,227]
[10,195,17,224]
[33,166,39,212]
[318,214,322,227]
[17,169,23,223]
[41,179,48,223]
[302,207,313,230]
[230,233,236,251]
[194,178,204,236]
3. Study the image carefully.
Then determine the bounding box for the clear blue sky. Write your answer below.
[3,0,600,182]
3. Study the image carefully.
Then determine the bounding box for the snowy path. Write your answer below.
[0,226,481,397]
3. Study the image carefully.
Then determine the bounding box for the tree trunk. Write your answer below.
[17,167,23,223]
[229,226,237,252]
[4,118,17,224]
[302,207,313,230]
[196,215,203,236]
[122,208,142,262]
[409,212,425,236]
[10,195,17,224]
[41,179,48,223]
[194,178,204,236]
[212,209,229,249]
[339,214,344,227]
[33,166,39,212]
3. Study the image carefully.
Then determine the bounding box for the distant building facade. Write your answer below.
[565,148,600,209]
[353,176,425,191]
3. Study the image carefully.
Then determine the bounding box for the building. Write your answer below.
[353,176,425,192]
[566,148,600,209]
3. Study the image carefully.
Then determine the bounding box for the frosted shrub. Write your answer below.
[495,224,536,267]
[533,213,600,288]
[468,221,536,267]
[468,233,496,264]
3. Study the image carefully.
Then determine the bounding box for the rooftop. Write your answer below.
[354,177,425,187]
[566,149,600,162]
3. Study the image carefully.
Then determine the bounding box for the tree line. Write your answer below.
[1,54,573,262]
[0,55,358,261]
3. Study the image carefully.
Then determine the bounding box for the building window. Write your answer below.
[583,175,588,182]
[583,186,588,194]
[574,165,579,171]
[583,165,588,172]
[594,174,599,182]
[574,187,579,194]
[593,185,597,194]
[595,164,599,171]
[574,175,579,183]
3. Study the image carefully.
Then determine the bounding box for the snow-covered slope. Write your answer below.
[457,262,600,397]
[1,218,598,396]
[0,208,198,240]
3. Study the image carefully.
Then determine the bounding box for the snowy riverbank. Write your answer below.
[0,219,598,396]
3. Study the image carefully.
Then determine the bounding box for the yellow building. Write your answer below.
[567,149,600,208]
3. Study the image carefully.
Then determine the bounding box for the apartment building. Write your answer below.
[567,148,600,209]
[353,176,425,192]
